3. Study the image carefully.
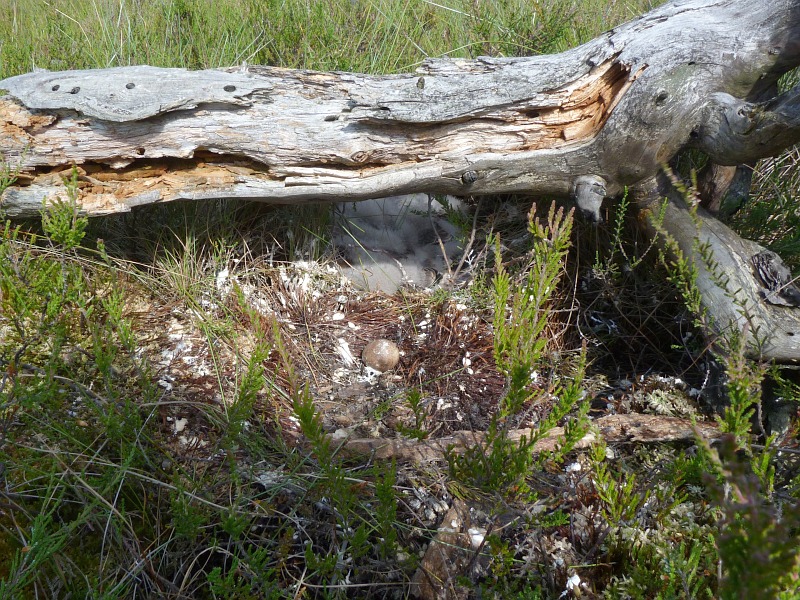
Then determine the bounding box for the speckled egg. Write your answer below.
[362,339,400,372]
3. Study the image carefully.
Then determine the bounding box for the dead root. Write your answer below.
[332,413,723,464]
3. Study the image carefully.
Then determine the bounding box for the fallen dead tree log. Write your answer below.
[2,0,800,360]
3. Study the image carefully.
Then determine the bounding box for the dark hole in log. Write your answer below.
[461,171,479,185]
[224,85,236,92]
[51,84,60,91]
[135,147,146,156]
[69,86,80,94]
[126,82,135,89]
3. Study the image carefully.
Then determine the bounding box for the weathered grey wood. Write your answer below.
[3,0,800,360]
[636,175,800,362]
[2,0,799,218]
[0,67,260,122]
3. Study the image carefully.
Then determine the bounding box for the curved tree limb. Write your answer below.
[696,84,800,165]
[636,174,800,362]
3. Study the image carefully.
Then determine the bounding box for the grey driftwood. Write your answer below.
[2,0,800,360]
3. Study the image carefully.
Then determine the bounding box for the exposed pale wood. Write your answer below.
[3,0,800,359]
[332,414,722,464]
[2,0,800,218]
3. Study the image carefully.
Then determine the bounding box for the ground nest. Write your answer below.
[96,195,800,597]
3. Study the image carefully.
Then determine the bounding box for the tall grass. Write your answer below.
[1,0,658,77]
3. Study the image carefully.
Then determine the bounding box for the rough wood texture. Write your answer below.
[2,0,799,216]
[637,177,800,361]
[2,0,800,359]
[332,414,722,464]
[0,58,640,216]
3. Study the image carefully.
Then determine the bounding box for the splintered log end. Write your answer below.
[697,163,738,213]
[697,163,753,217]
[751,251,800,308]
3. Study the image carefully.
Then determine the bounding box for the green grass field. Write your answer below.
[1,0,658,76]
[2,1,800,598]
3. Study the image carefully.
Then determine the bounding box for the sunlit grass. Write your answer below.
[1,0,658,77]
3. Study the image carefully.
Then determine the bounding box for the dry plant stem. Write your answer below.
[449,196,483,285]
[635,175,800,362]
[13,364,110,408]
[333,414,722,464]
[2,0,800,218]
